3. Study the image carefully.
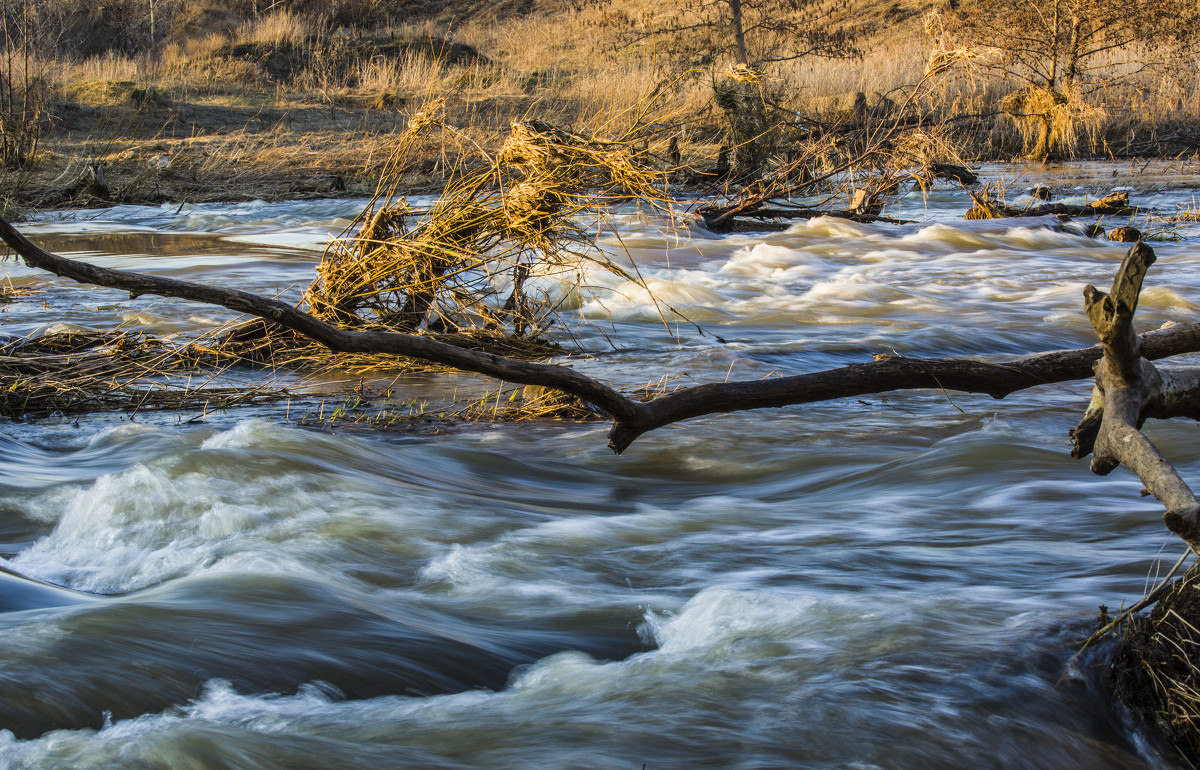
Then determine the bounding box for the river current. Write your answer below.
[1,160,1198,768]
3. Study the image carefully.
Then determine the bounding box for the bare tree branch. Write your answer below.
[6,218,1200,455]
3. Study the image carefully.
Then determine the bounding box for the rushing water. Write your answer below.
[1,161,1199,768]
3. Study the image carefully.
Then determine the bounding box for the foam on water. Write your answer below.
[569,222,1132,354]
[4,421,476,594]
[11,461,323,592]
[719,242,828,277]
[1139,286,1198,313]
[415,501,740,611]
[0,589,910,764]
[786,215,879,240]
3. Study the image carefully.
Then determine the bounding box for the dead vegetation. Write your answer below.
[0,97,687,419]
[205,95,678,374]
[0,330,287,418]
[302,383,601,431]
[692,64,977,232]
[303,104,670,337]
[964,186,1136,220]
[0,275,35,303]
[998,85,1107,161]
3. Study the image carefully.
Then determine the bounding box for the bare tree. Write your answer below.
[607,0,859,67]
[933,0,1200,159]
[603,0,862,179]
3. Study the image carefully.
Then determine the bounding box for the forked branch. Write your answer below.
[1072,242,1200,550]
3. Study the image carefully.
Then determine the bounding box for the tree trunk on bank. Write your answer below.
[1034,113,1053,162]
[727,0,748,64]
[712,77,771,181]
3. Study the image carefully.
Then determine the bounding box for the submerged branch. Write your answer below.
[697,206,913,232]
[6,218,1200,453]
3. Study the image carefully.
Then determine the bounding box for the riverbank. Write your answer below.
[6,99,1197,219]
[2,1,1198,217]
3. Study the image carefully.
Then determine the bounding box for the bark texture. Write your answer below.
[1070,242,1200,551]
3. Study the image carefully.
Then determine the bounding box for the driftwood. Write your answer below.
[1070,241,1200,551]
[1068,242,1200,759]
[5,217,1200,455]
[698,160,977,232]
[698,82,985,233]
[698,205,913,232]
[966,190,1139,220]
[927,163,979,186]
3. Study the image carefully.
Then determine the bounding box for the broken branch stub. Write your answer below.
[1084,240,1154,380]
[1074,241,1200,550]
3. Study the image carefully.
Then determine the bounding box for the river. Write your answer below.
[0,160,1198,768]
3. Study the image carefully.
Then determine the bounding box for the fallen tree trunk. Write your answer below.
[1062,242,1200,760]
[5,217,1200,454]
[0,218,642,425]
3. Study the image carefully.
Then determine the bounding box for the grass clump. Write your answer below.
[0,275,35,303]
[294,97,671,348]
[298,383,601,432]
[1112,566,1200,763]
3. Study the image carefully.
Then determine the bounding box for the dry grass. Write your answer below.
[236,10,317,47]
[435,384,600,423]
[292,380,601,433]
[1113,567,1200,764]
[190,88,688,379]
[354,54,447,98]
[455,6,604,72]
[997,85,1109,159]
[69,52,139,84]
[296,368,695,433]
[161,33,230,68]
[778,31,928,100]
[0,275,36,303]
